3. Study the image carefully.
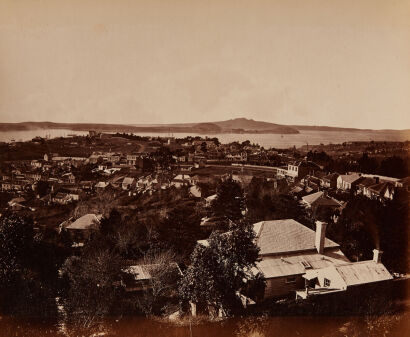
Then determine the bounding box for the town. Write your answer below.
[0,132,409,333]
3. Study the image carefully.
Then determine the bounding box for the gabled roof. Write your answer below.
[66,214,101,230]
[95,181,109,188]
[125,263,181,281]
[338,173,361,184]
[302,191,324,205]
[357,177,376,187]
[122,177,135,185]
[254,219,339,256]
[368,181,395,195]
[322,173,340,182]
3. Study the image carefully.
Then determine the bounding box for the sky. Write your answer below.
[0,0,409,129]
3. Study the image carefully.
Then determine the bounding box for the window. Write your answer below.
[324,278,331,287]
[286,277,297,284]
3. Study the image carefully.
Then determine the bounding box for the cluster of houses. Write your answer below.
[1,137,407,321]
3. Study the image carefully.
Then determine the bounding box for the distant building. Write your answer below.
[64,214,102,242]
[337,173,361,190]
[122,177,136,190]
[320,173,340,189]
[287,161,321,180]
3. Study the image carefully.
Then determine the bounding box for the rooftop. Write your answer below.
[254,219,339,256]
[66,214,101,230]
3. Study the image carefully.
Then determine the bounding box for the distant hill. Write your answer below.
[213,118,298,134]
[0,119,408,134]
[0,119,298,134]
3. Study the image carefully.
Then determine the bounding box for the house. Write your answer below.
[80,181,93,192]
[64,214,102,241]
[276,166,289,178]
[88,154,102,164]
[320,173,339,189]
[52,192,71,205]
[126,154,138,166]
[366,181,395,201]
[62,172,76,184]
[296,251,392,299]
[250,219,392,300]
[205,194,217,207]
[1,181,12,191]
[189,185,202,198]
[337,173,361,191]
[287,161,322,180]
[231,174,254,187]
[171,174,191,188]
[356,177,378,197]
[8,197,27,210]
[122,177,136,190]
[30,160,43,168]
[122,263,182,292]
[301,191,342,210]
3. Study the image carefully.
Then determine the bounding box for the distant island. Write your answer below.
[0,118,409,135]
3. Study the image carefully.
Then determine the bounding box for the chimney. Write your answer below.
[373,249,383,263]
[315,221,327,254]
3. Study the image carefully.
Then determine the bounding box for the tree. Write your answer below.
[36,180,50,197]
[157,203,202,260]
[211,178,245,222]
[61,247,123,327]
[0,214,57,317]
[134,250,181,315]
[201,142,208,153]
[0,214,34,287]
[178,220,264,316]
[358,153,378,173]
[378,156,408,178]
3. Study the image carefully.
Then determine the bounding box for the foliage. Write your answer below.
[61,247,123,327]
[0,214,34,286]
[211,178,245,222]
[0,214,58,316]
[178,220,264,316]
[246,179,310,226]
[134,250,181,316]
[327,196,408,272]
[157,203,202,261]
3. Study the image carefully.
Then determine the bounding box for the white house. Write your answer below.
[337,173,361,190]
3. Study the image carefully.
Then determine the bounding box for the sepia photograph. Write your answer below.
[0,1,409,336]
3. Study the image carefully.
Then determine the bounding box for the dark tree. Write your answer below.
[36,180,50,197]
[178,220,264,316]
[61,247,123,326]
[211,178,245,221]
[158,203,202,260]
[378,156,408,178]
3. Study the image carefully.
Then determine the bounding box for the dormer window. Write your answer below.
[324,278,331,287]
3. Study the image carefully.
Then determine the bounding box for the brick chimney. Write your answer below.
[373,249,383,263]
[315,221,327,254]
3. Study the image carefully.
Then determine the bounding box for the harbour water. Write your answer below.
[0,129,408,149]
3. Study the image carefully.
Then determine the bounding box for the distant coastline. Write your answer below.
[1,119,409,135]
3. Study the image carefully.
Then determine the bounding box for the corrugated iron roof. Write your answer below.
[256,250,349,278]
[335,261,393,286]
[254,219,339,256]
